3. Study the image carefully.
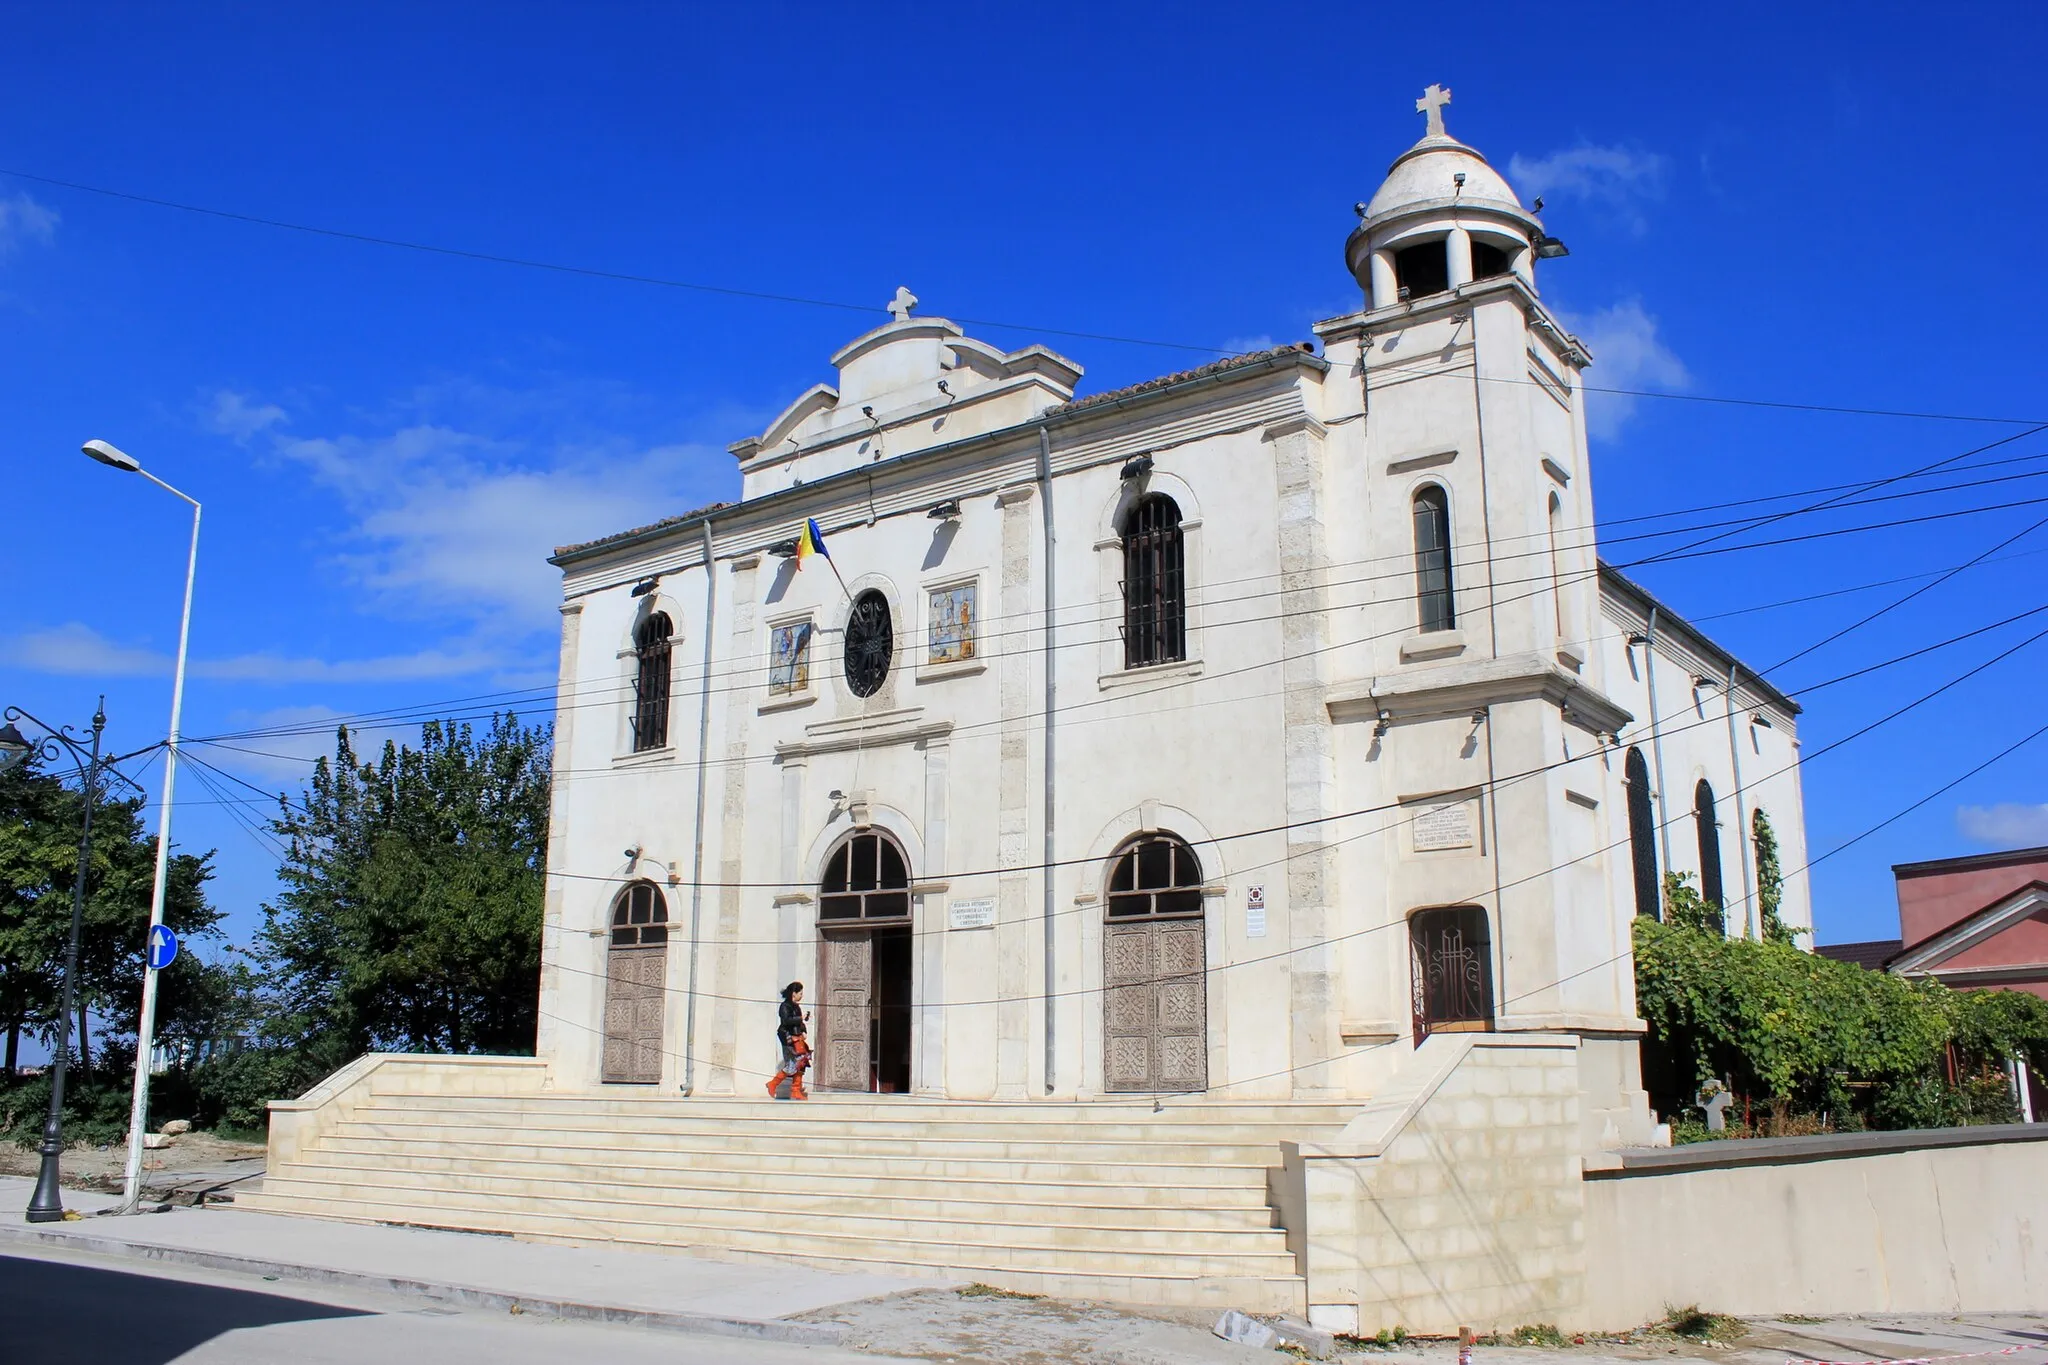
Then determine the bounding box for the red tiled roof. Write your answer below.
[551,501,732,561]
[1042,344,1318,418]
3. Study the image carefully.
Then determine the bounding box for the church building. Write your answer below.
[254,87,1814,1331]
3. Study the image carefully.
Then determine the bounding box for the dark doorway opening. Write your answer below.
[872,925,912,1093]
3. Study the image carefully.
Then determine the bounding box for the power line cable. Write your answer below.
[7,164,2045,425]
[213,601,2048,921]
[179,477,2048,771]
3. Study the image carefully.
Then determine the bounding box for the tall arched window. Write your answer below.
[1625,748,1659,919]
[1413,486,1454,633]
[1122,494,1186,668]
[631,613,673,752]
[1694,779,1725,918]
[1547,492,1566,642]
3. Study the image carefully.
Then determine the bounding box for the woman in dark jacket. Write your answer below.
[767,981,809,1100]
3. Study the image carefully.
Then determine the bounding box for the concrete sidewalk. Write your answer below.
[0,1176,938,1347]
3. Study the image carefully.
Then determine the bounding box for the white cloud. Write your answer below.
[1508,144,1666,233]
[1221,334,1276,355]
[0,622,168,676]
[0,622,510,684]
[1558,298,1691,440]
[204,390,288,443]
[1956,803,2048,850]
[275,424,724,629]
[0,192,58,254]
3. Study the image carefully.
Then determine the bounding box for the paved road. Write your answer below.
[0,1245,911,1365]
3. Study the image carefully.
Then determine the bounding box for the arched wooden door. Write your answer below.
[1103,834,1208,1093]
[602,881,668,1084]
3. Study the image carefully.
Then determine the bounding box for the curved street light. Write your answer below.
[4,701,141,1222]
[81,440,202,1215]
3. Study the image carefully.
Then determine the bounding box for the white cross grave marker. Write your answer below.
[1415,83,1452,138]
[888,286,918,322]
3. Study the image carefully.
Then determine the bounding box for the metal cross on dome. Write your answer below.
[1416,83,1452,138]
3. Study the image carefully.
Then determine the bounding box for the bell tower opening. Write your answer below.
[1471,238,1512,280]
[1393,240,1450,300]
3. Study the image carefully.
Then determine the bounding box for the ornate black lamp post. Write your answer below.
[2,699,135,1223]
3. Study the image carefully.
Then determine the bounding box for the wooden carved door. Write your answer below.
[1103,834,1209,1093]
[602,880,669,1084]
[821,930,874,1091]
[602,945,665,1083]
[1104,918,1208,1092]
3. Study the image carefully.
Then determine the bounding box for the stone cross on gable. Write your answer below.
[1415,83,1452,138]
[888,286,918,322]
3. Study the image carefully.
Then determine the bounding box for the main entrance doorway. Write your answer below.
[817,831,914,1093]
[1102,833,1209,1093]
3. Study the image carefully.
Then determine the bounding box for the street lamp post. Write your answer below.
[4,701,128,1223]
[83,440,202,1214]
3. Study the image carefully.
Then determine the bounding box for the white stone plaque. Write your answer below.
[948,897,996,930]
[1412,801,1475,852]
[1246,885,1266,939]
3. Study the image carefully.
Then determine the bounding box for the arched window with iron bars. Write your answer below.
[631,613,673,752]
[1695,778,1726,924]
[1625,747,1659,918]
[1121,493,1186,668]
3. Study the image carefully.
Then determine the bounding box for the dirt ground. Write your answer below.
[0,1130,266,1201]
[801,1291,2048,1365]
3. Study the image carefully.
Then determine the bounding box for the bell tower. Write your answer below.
[1315,88,1657,1149]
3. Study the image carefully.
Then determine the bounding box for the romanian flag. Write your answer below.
[795,517,829,569]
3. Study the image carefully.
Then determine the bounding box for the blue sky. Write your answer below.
[3,3,2045,956]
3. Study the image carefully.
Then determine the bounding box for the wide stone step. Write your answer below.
[326,1124,1275,1184]
[243,1180,1299,1275]
[333,1118,1288,1165]
[346,1100,1340,1145]
[284,1153,1273,1229]
[363,1092,1351,1126]
[310,1141,1273,1208]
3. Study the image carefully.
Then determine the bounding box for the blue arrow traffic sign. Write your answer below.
[147,925,179,971]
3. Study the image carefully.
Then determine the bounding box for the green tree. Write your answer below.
[257,715,549,1081]
[0,748,219,1077]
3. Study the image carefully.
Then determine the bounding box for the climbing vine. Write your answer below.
[1634,915,2048,1133]
[1751,808,1801,944]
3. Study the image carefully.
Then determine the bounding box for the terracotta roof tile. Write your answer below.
[1042,345,1317,418]
[552,501,732,560]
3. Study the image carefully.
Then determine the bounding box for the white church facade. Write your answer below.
[255,89,1814,1329]
[534,86,1808,1129]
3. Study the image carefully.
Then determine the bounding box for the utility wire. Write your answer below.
[207,600,2048,914]
[7,163,2045,425]
[177,481,2048,769]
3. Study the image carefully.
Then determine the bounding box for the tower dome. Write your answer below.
[1345,85,1547,308]
[1363,135,1521,219]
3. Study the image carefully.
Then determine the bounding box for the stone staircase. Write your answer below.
[243,1062,1349,1311]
